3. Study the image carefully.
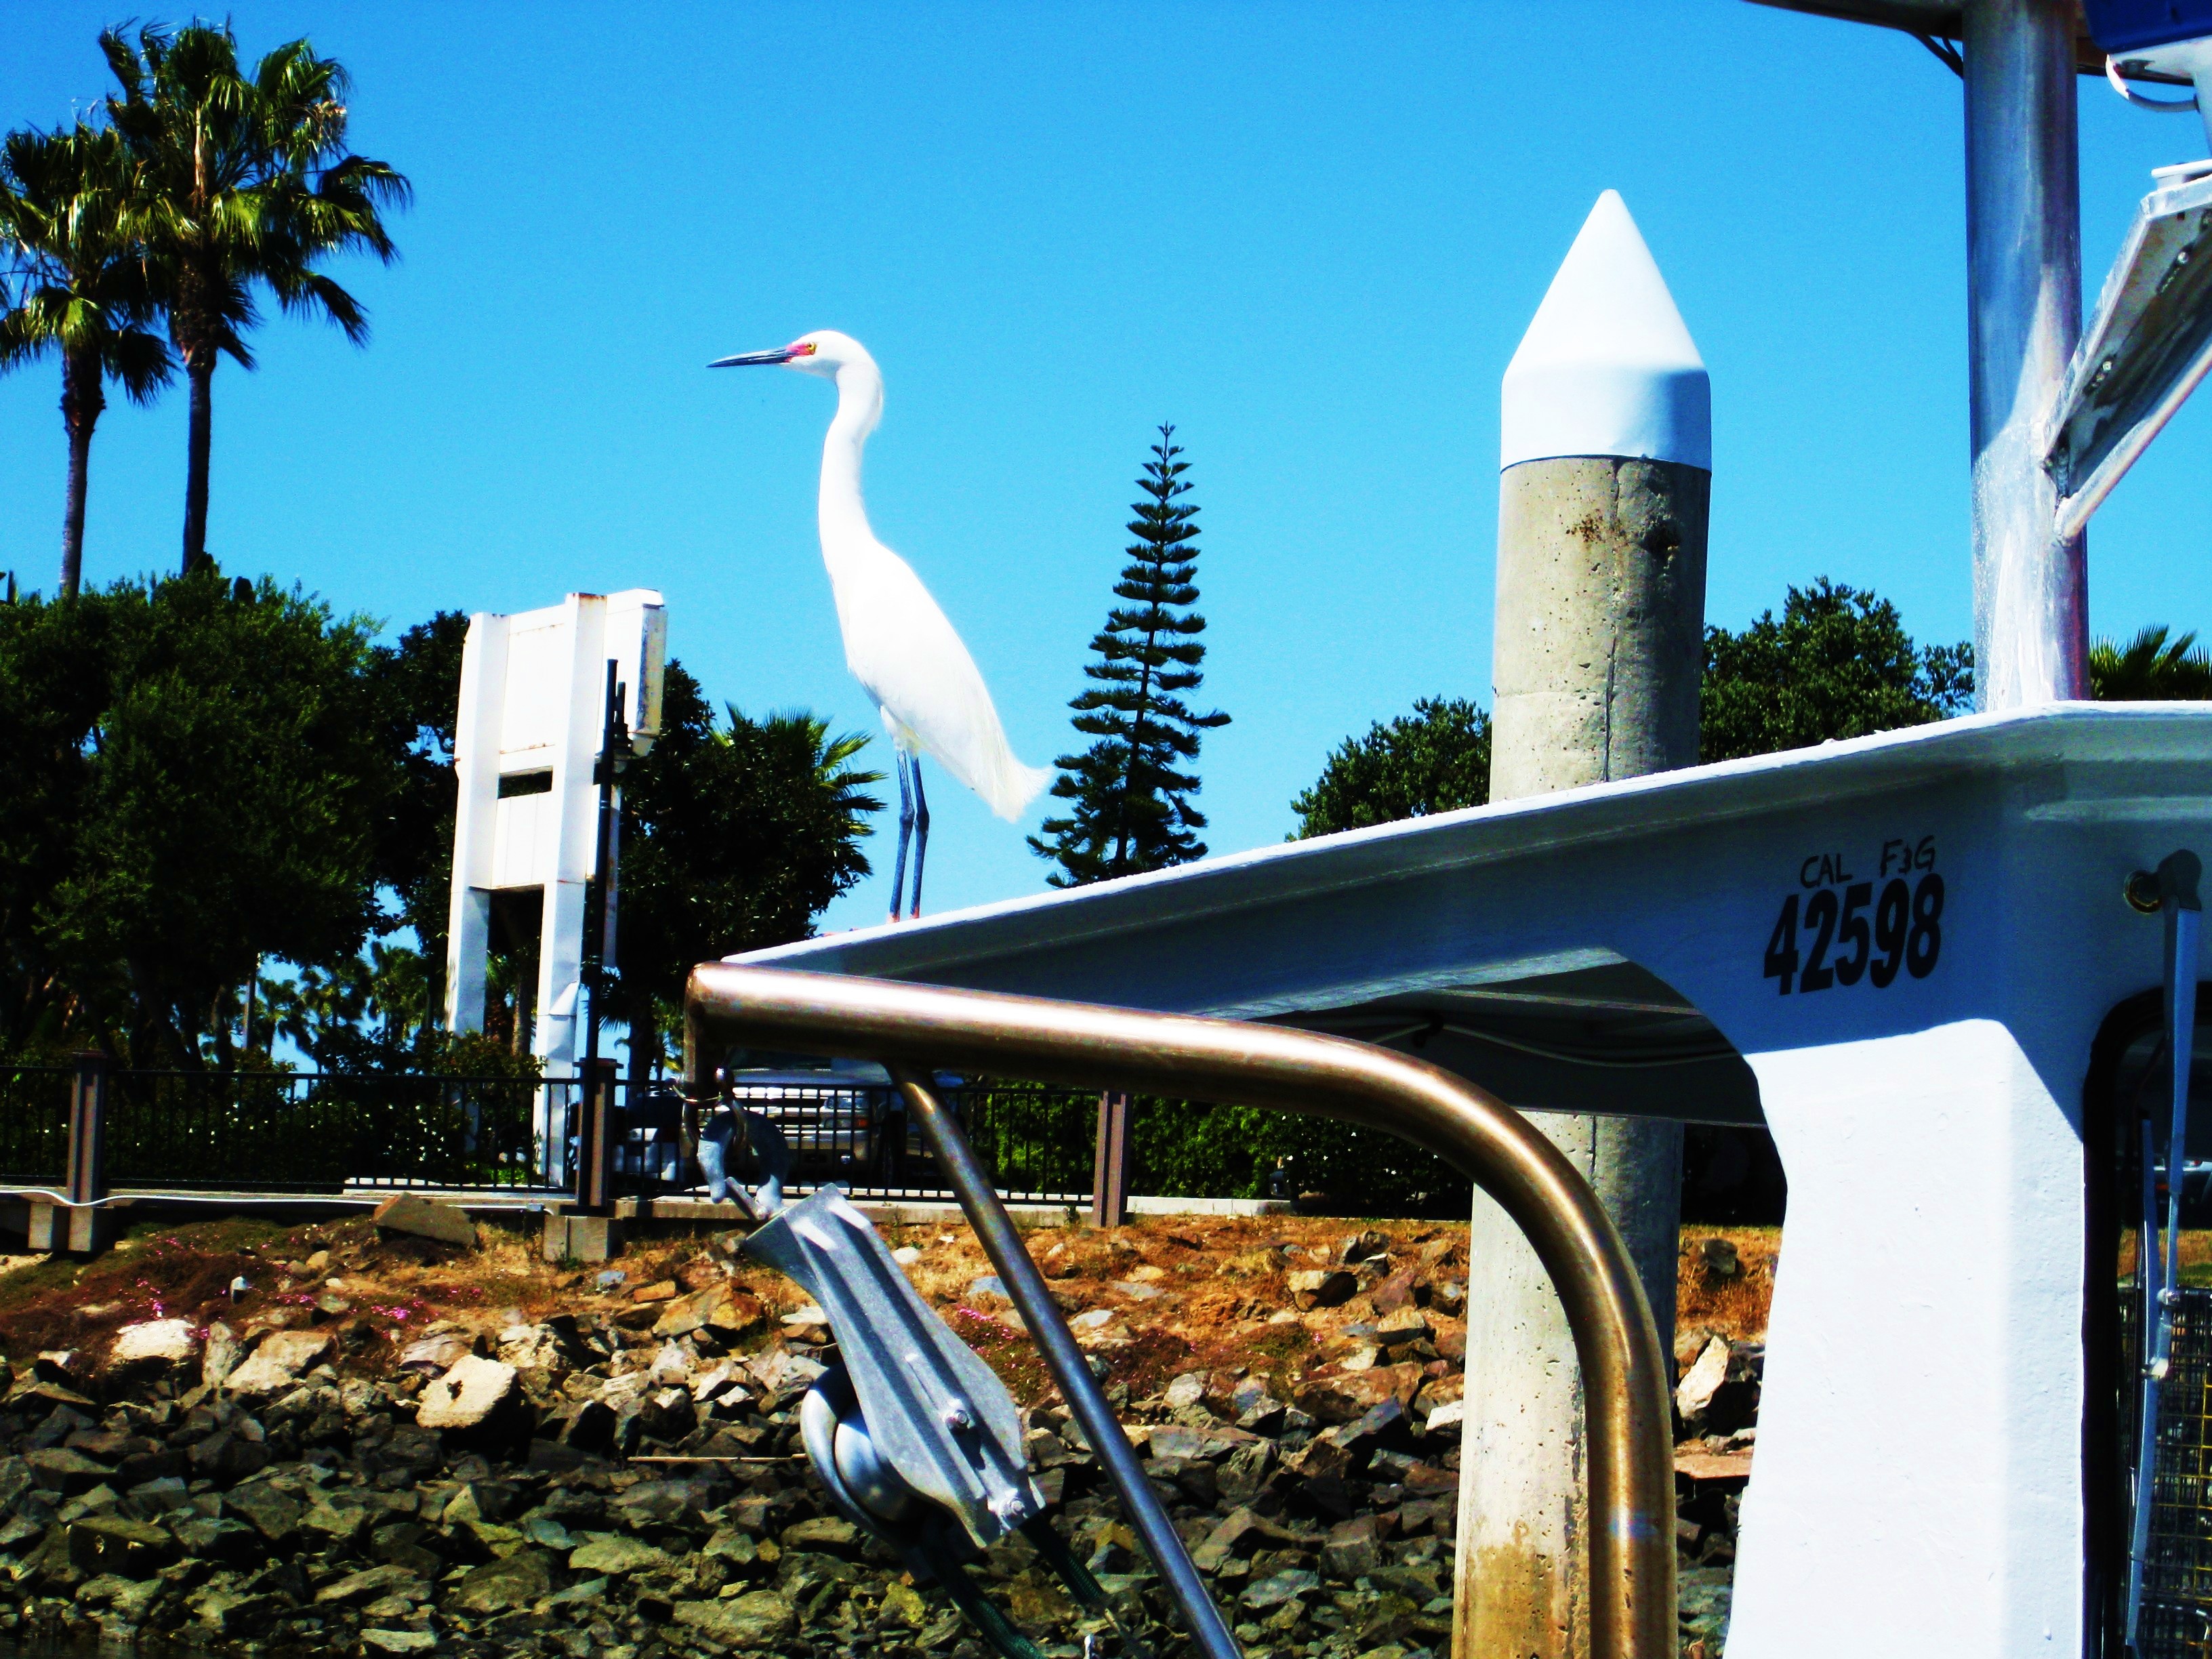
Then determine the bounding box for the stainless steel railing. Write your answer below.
[686,962,1676,1659]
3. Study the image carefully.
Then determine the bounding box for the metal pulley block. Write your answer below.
[744,1187,1042,1545]
[743,1187,1148,1659]
[798,1361,1146,1659]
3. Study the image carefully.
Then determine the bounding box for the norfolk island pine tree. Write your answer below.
[1031,424,1229,886]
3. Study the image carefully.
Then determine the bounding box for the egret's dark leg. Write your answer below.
[908,756,931,920]
[888,750,914,923]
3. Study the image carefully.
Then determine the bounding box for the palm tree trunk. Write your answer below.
[59,350,103,599]
[182,354,213,574]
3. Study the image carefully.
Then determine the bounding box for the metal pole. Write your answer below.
[66,1052,106,1210]
[2127,853,2205,1644]
[1963,0,2086,708]
[1090,1090,1132,1228]
[577,1057,617,1215]
[582,661,630,1073]
[893,1069,1241,1659]
[1483,186,1703,1659]
[685,963,1677,1659]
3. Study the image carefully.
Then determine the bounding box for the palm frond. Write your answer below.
[100,19,409,381]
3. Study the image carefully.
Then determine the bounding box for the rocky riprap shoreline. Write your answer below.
[0,1216,1761,1659]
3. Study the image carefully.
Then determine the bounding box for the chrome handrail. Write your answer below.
[686,962,1677,1659]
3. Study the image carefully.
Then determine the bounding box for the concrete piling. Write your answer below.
[1456,190,1709,1659]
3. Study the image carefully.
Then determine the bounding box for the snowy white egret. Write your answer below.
[712,330,1049,920]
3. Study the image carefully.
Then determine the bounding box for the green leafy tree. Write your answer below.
[1291,697,1491,839]
[100,22,409,572]
[1700,576,1971,762]
[2090,626,2212,700]
[0,121,173,596]
[1032,425,1229,885]
[0,581,110,1050]
[0,569,393,1063]
[615,663,883,1076]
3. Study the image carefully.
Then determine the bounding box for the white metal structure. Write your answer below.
[443,589,666,1073]
[736,704,2211,1658]
[711,330,1048,921]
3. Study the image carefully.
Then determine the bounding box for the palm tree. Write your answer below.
[2089,626,2212,701]
[100,22,409,573]
[0,122,173,596]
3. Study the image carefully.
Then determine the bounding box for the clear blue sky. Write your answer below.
[4,3,2207,936]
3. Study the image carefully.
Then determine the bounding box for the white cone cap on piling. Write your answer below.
[1500,190,1709,472]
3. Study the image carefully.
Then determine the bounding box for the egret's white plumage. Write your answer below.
[794,332,1048,819]
[712,329,1047,918]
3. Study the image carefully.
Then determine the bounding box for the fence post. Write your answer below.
[64,1052,110,1254]
[1091,1090,1133,1228]
[546,1060,625,1265]
[577,1059,617,1214]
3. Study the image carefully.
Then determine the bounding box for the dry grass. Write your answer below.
[2119,1229,2212,1287]
[0,1207,1790,1399]
[1677,1225,1780,1345]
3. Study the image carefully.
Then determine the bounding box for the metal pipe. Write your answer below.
[1963,0,2087,708]
[685,962,1677,1659]
[890,1068,1242,1659]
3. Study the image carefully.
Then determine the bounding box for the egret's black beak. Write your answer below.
[709,346,802,368]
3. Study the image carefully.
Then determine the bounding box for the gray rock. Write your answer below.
[1242,1568,1319,1610]
[370,1193,479,1250]
[1322,1514,1382,1579]
[301,1497,370,1545]
[1286,1269,1357,1309]
[66,1514,173,1578]
[108,1320,197,1370]
[201,1323,243,1389]
[533,1575,609,1613]
[567,1533,671,1576]
[223,1331,333,1396]
[361,1631,439,1654]
[1163,1371,1208,1412]
[522,1513,575,1550]
[168,1515,260,1566]
[313,1564,425,1607]
[397,1335,474,1374]
[188,1587,284,1638]
[613,1479,709,1530]
[449,1547,552,1614]
[781,1516,861,1557]
[222,1483,302,1546]
[1679,1564,1733,1641]
[1192,1507,1309,1572]
[674,1591,796,1650]
[415,1356,518,1431]
[1676,1336,1731,1420]
[23,1447,111,1495]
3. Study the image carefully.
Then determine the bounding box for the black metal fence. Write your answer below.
[958,1082,1101,1200]
[2129,1286,2212,1656]
[706,1077,1097,1204]
[0,1065,1110,1205]
[0,1066,571,1195]
[0,1067,68,1187]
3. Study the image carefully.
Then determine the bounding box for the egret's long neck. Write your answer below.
[818,360,884,572]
